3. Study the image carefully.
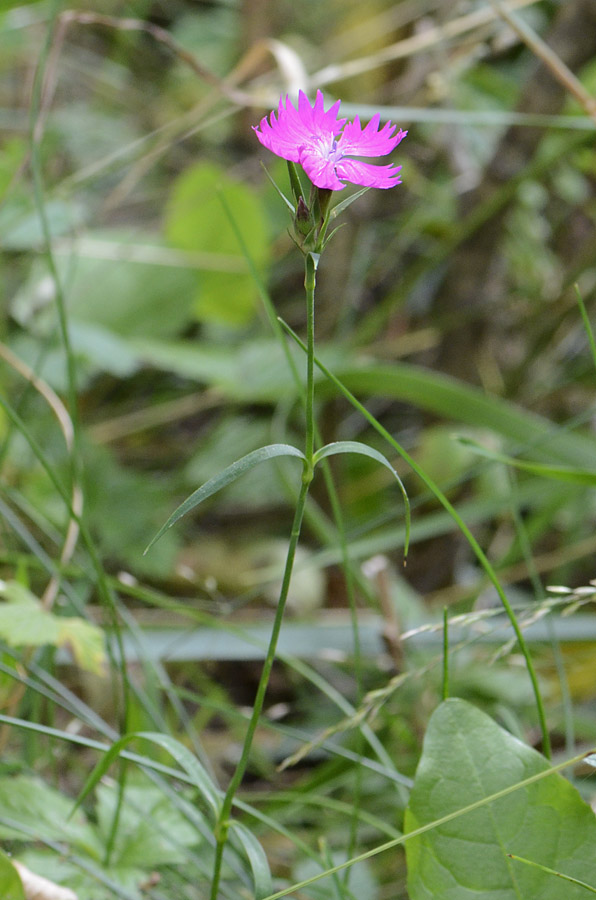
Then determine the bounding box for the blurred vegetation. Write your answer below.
[1,0,596,897]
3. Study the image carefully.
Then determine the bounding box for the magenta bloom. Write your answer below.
[253,90,406,191]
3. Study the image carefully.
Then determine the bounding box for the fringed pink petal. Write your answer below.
[300,147,346,190]
[334,159,403,189]
[254,90,406,191]
[253,92,344,162]
[338,117,407,158]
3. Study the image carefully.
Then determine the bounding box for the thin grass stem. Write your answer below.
[576,285,596,373]
[261,747,593,900]
[209,252,319,899]
[279,320,551,759]
[442,607,449,702]
[507,854,596,894]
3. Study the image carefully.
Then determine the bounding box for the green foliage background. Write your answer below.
[1,0,596,897]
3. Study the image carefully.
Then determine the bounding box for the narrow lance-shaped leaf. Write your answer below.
[71,730,222,823]
[277,316,551,757]
[286,160,306,206]
[329,186,370,219]
[230,821,273,900]
[455,435,596,486]
[576,285,596,374]
[145,444,305,553]
[260,164,295,214]
[313,440,411,556]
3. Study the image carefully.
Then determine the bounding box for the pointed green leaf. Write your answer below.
[330,186,370,219]
[164,162,269,326]
[72,731,222,823]
[231,821,272,900]
[312,441,410,555]
[405,699,596,899]
[287,161,306,206]
[576,285,596,373]
[95,782,200,867]
[145,444,305,553]
[261,164,295,213]
[0,582,105,675]
[321,222,347,250]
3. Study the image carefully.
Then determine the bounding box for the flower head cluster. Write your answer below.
[254,90,406,191]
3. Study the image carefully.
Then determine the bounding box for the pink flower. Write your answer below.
[254,90,407,191]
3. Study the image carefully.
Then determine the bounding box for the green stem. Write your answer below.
[30,8,133,854]
[508,854,596,894]
[209,253,319,900]
[304,252,318,463]
[442,606,449,702]
[576,285,596,373]
[279,321,551,759]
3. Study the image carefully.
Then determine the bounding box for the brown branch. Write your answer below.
[491,0,596,124]
[57,11,248,103]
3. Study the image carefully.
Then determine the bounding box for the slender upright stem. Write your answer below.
[209,252,319,899]
[278,322,552,760]
[304,252,319,465]
[442,606,449,702]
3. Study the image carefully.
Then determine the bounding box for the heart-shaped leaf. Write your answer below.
[405,698,596,899]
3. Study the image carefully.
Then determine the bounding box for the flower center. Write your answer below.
[327,139,343,164]
[311,134,343,165]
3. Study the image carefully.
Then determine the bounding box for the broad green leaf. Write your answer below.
[312,440,410,554]
[0,581,106,675]
[145,444,305,553]
[12,235,197,340]
[404,699,596,900]
[128,337,320,400]
[0,850,25,900]
[415,426,484,494]
[0,581,60,646]
[455,435,596,486]
[95,783,200,868]
[15,849,140,900]
[0,775,100,852]
[0,137,26,196]
[332,363,596,468]
[230,821,272,900]
[66,321,140,379]
[171,6,239,76]
[56,617,106,677]
[53,104,141,171]
[84,442,181,578]
[164,162,269,326]
[126,337,596,470]
[73,730,222,822]
[0,200,85,250]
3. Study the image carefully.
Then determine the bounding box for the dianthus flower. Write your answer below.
[253,90,406,191]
